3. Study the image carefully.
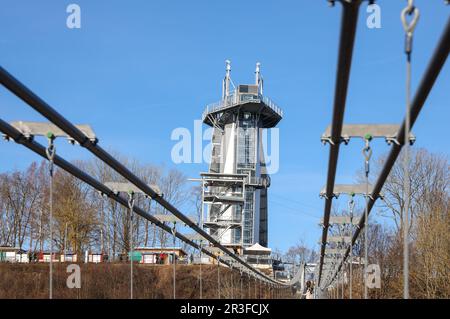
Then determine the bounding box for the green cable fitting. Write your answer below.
[364,133,373,141]
[350,192,355,197]
[46,131,55,139]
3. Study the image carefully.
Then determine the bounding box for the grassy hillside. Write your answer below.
[0,263,293,299]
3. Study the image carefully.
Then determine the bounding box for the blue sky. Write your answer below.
[0,1,448,253]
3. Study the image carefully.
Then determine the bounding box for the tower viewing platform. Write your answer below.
[202,87,283,129]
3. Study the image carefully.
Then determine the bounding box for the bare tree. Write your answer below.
[348,148,450,298]
[284,240,316,265]
[52,168,98,255]
[412,190,449,298]
[155,167,190,249]
[0,162,46,249]
[374,148,448,233]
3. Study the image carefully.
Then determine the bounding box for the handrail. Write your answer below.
[202,92,283,121]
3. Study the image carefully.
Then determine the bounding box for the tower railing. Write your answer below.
[202,91,283,121]
[247,176,271,188]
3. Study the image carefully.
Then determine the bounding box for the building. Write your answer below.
[134,247,187,265]
[243,243,272,272]
[191,255,211,265]
[200,61,282,250]
[274,270,291,283]
[60,252,78,262]
[86,252,104,263]
[0,246,28,263]
[38,251,59,263]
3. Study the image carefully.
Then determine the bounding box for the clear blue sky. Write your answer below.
[0,1,448,253]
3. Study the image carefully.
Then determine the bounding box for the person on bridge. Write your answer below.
[303,281,314,299]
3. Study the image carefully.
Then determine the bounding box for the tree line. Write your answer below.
[328,148,449,298]
[280,148,448,298]
[1,147,448,298]
[0,152,198,259]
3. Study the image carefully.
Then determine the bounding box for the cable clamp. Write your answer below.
[401,1,420,55]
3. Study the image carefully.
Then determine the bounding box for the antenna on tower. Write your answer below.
[222,60,232,101]
[255,62,263,95]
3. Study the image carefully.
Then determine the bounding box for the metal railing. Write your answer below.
[247,176,271,188]
[202,91,283,121]
[244,256,273,265]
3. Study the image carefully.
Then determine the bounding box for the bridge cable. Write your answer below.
[127,192,135,299]
[45,132,56,299]
[240,269,244,298]
[348,194,355,299]
[0,66,292,289]
[362,134,373,299]
[171,221,177,299]
[199,239,203,299]
[401,0,419,300]
[0,119,289,296]
[217,256,221,299]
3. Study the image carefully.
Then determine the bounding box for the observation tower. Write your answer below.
[199,60,283,252]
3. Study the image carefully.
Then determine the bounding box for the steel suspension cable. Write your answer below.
[0,119,244,280]
[127,193,135,299]
[172,221,177,299]
[318,0,362,285]
[0,66,286,286]
[320,16,449,289]
[45,133,56,299]
[240,270,243,299]
[199,240,203,299]
[0,69,292,287]
[401,0,419,300]
[217,256,221,299]
[248,273,251,299]
[348,195,355,299]
[341,264,344,298]
[362,135,372,299]
[0,120,301,300]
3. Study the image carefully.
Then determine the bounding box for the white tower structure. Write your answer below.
[200,61,283,252]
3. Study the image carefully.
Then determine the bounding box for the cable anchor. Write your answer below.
[401,0,420,57]
[45,132,56,172]
[362,134,373,176]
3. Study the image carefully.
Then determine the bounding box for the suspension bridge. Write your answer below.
[0,0,448,301]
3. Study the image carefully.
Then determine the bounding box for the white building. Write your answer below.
[200,61,282,250]
[0,247,29,263]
